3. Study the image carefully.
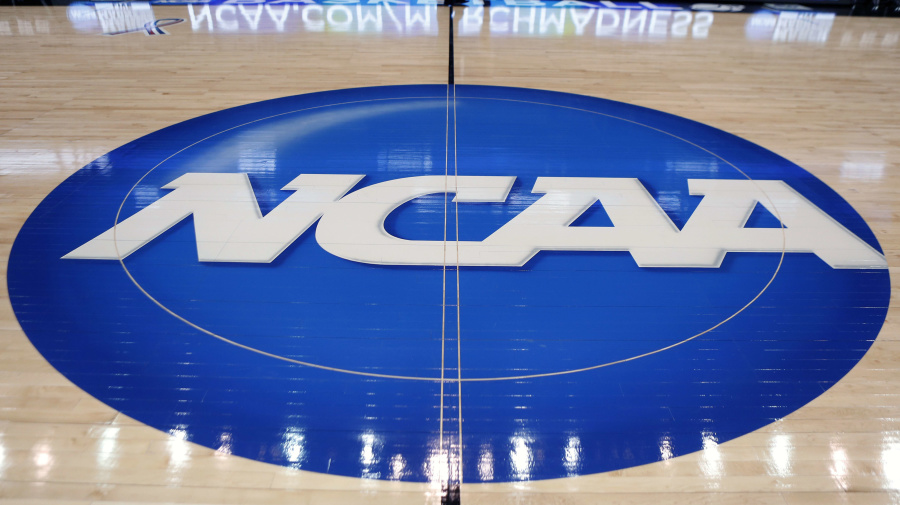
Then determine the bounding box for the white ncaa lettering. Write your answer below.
[63,173,363,262]
[64,174,888,269]
[683,179,885,269]
[315,175,516,265]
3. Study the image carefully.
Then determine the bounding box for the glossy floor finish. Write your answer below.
[2,3,900,505]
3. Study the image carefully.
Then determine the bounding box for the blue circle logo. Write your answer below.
[9,85,890,483]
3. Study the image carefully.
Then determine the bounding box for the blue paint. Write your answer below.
[744,202,785,228]
[8,85,890,483]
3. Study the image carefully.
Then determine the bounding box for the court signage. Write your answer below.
[66,174,885,269]
[8,85,890,484]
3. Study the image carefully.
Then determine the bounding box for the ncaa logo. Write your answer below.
[9,85,890,483]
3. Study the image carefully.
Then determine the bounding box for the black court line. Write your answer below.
[448,3,455,86]
[442,4,462,504]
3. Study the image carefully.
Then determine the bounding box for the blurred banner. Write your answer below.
[27,0,887,42]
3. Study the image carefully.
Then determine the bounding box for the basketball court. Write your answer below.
[2,2,900,504]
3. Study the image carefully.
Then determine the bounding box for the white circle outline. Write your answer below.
[112,91,787,382]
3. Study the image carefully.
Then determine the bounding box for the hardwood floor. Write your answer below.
[1,3,899,504]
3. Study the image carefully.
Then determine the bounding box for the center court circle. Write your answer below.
[8,85,890,482]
